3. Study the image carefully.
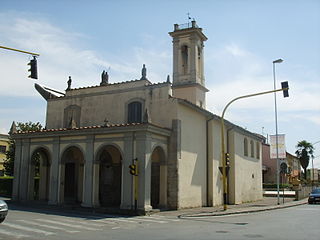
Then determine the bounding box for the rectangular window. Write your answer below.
[128,101,142,123]
[0,145,6,153]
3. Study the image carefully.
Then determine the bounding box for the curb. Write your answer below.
[178,199,308,218]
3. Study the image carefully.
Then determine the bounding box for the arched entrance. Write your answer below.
[150,146,166,209]
[30,147,51,201]
[61,146,84,204]
[97,145,122,207]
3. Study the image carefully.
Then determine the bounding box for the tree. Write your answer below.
[3,121,43,176]
[295,140,314,179]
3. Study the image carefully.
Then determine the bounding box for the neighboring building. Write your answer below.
[0,134,10,176]
[307,168,319,182]
[262,143,301,185]
[11,21,264,212]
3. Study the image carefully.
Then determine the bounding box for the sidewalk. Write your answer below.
[154,197,308,218]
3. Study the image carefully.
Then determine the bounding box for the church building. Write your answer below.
[11,21,263,212]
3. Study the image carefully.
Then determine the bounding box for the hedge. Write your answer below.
[0,176,13,197]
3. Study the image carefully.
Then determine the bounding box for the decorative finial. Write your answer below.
[140,64,147,80]
[66,76,72,91]
[100,70,109,86]
[166,75,171,83]
[103,118,109,127]
[9,121,17,135]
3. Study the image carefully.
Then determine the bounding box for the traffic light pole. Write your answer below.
[0,45,40,56]
[220,86,289,211]
[134,159,138,211]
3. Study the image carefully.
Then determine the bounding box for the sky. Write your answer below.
[0,0,319,167]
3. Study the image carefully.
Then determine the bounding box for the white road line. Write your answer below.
[16,220,80,233]
[35,219,100,231]
[101,218,137,224]
[0,228,31,239]
[53,218,105,227]
[133,217,167,223]
[4,222,55,236]
[145,216,180,222]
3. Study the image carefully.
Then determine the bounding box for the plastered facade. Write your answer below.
[12,21,263,212]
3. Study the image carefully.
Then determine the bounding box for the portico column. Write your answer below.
[82,135,94,207]
[20,139,30,201]
[48,137,60,205]
[12,139,22,201]
[120,133,134,210]
[136,132,152,211]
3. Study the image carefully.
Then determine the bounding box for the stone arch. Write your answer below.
[95,144,123,207]
[150,145,167,209]
[29,146,51,201]
[60,145,85,204]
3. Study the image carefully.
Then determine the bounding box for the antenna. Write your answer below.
[187,12,191,27]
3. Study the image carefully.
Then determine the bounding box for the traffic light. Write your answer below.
[281,81,289,98]
[28,56,38,79]
[129,163,138,176]
[225,153,230,166]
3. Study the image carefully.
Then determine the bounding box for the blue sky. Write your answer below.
[1,0,319,167]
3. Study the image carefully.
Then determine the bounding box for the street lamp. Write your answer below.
[273,58,283,205]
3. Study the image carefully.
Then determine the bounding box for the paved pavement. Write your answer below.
[154,196,308,218]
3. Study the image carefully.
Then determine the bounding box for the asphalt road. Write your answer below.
[1,204,319,240]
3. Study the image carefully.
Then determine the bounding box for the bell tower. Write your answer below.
[169,20,208,108]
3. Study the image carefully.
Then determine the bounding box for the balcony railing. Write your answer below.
[174,21,199,31]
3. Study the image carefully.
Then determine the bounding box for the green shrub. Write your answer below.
[0,176,13,197]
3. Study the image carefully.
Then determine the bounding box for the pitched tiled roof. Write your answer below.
[14,122,169,135]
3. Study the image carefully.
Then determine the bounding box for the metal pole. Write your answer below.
[273,59,282,205]
[220,87,288,211]
[0,45,40,56]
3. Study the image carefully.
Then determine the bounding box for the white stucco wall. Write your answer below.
[208,119,223,206]
[46,82,176,130]
[177,104,207,208]
[229,131,263,204]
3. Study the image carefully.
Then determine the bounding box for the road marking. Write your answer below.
[54,217,105,227]
[0,228,31,239]
[4,222,55,236]
[146,216,180,222]
[35,219,100,231]
[133,217,167,223]
[16,219,80,233]
[100,218,137,224]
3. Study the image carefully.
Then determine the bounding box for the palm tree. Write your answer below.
[295,140,314,179]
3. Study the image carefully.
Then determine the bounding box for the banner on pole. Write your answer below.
[270,134,286,159]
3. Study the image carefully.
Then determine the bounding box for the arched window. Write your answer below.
[181,45,188,74]
[244,138,248,157]
[250,140,254,157]
[128,101,142,123]
[256,142,260,159]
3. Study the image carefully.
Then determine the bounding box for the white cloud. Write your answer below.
[0,13,171,98]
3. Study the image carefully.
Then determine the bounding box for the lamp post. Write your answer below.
[273,58,283,205]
